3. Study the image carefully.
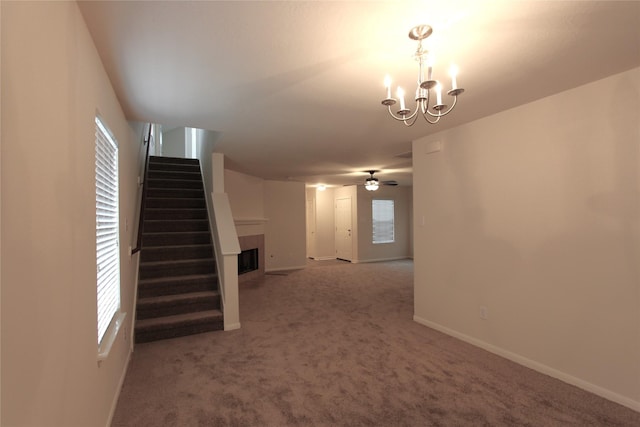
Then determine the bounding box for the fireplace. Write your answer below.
[237,234,265,283]
[238,248,258,275]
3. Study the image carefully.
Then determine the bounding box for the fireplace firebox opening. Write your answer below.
[238,248,259,275]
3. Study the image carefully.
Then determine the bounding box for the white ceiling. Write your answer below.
[78,0,640,188]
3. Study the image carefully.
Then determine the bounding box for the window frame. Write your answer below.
[372,199,395,244]
[95,115,125,361]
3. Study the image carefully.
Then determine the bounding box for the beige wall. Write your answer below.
[264,181,307,271]
[1,2,140,425]
[225,170,306,271]
[161,127,186,158]
[356,185,412,263]
[412,67,640,409]
[196,130,221,198]
[224,169,265,237]
[0,1,3,420]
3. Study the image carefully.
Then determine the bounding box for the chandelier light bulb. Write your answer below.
[449,64,459,90]
[397,87,406,110]
[384,75,392,99]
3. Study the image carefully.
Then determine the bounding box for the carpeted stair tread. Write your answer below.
[143,243,211,249]
[145,207,208,211]
[145,198,206,209]
[136,309,223,330]
[147,178,204,189]
[145,208,207,217]
[140,243,213,260]
[142,231,209,236]
[140,258,214,268]
[148,169,201,176]
[149,155,199,164]
[147,162,201,173]
[139,258,215,278]
[138,290,219,305]
[136,290,221,319]
[137,273,218,299]
[143,218,209,232]
[139,273,218,286]
[144,219,209,224]
[141,230,211,247]
[142,230,210,238]
[146,188,205,198]
[148,174,201,182]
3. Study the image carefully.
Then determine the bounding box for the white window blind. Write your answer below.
[95,116,121,345]
[372,199,394,244]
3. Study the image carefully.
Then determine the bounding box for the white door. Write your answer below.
[306,197,316,258]
[335,197,352,261]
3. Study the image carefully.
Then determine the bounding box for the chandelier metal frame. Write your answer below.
[382,25,464,126]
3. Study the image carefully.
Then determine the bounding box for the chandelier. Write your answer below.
[382,24,464,126]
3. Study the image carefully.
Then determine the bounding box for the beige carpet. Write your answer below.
[112,259,639,426]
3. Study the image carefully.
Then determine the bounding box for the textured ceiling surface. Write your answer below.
[78,1,640,187]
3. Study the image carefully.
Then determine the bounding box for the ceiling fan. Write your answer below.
[364,170,397,191]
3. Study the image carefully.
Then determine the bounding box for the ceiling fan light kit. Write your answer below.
[365,170,380,191]
[382,24,464,126]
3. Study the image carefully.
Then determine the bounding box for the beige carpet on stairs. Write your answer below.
[112,259,639,426]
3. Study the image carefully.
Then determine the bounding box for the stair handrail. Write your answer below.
[131,123,153,255]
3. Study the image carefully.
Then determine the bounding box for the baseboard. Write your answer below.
[351,256,409,264]
[266,264,306,273]
[413,315,640,412]
[224,322,241,331]
[310,256,336,261]
[105,346,132,427]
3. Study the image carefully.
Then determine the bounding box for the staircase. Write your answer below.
[135,156,223,343]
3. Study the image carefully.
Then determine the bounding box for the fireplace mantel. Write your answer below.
[234,218,268,226]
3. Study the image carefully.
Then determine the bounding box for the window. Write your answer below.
[95,116,121,350]
[372,199,394,244]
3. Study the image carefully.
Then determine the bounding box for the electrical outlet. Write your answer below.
[480,306,488,320]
